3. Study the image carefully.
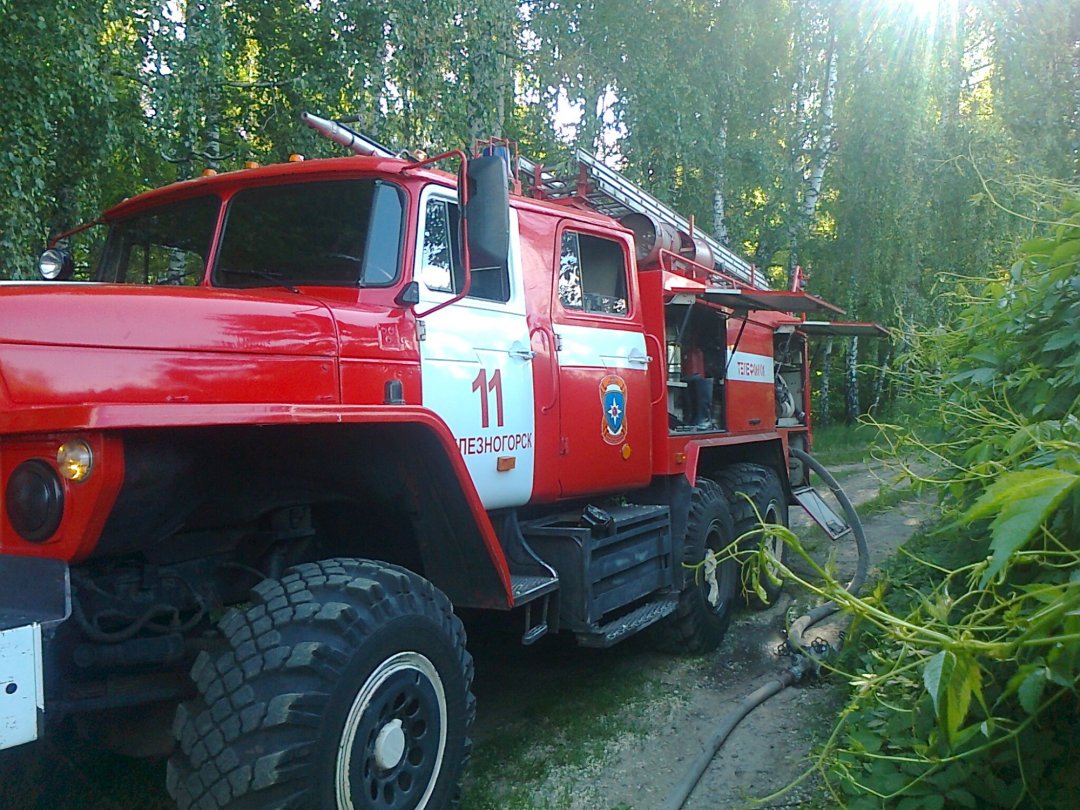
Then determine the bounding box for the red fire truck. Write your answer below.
[0,114,883,808]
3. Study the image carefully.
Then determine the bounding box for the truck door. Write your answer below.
[415,186,535,509]
[551,224,652,497]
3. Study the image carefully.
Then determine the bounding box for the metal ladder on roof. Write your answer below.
[518,149,764,288]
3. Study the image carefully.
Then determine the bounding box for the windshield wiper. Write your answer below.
[218,268,300,294]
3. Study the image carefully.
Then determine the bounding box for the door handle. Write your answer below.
[509,341,535,361]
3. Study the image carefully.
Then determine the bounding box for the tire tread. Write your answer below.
[167,559,474,810]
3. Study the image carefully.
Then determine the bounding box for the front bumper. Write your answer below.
[0,556,69,751]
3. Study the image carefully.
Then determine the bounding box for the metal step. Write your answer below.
[576,597,678,649]
[792,486,851,540]
[511,574,559,604]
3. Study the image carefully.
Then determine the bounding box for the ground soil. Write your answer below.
[0,459,933,809]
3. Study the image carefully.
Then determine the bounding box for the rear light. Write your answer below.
[5,460,64,543]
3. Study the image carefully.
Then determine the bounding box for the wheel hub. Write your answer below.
[373,719,406,771]
[336,652,447,810]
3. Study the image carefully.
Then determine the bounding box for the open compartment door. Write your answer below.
[798,321,890,338]
[703,289,845,315]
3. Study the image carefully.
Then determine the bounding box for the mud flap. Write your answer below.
[0,557,70,751]
[792,486,851,540]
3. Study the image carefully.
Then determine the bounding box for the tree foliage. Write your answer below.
[0,0,1076,415]
[807,184,1080,808]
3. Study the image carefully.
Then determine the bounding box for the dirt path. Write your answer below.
[465,459,935,809]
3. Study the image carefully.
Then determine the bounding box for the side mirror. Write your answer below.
[463,155,509,274]
[39,248,75,281]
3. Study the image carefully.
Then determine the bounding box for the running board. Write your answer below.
[511,574,560,603]
[792,486,851,540]
[576,597,678,649]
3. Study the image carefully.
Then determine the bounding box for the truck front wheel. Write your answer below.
[167,558,474,810]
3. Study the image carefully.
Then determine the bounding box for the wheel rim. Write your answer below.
[336,651,447,810]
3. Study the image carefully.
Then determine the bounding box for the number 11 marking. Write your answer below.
[472,368,504,428]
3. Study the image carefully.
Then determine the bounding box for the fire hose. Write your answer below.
[662,449,870,810]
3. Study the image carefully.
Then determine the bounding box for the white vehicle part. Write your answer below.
[416,194,535,509]
[553,323,649,371]
[0,624,44,751]
[726,349,774,384]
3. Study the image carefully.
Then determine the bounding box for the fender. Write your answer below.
[682,431,789,491]
[0,403,513,609]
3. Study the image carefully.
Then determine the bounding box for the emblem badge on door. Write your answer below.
[599,374,628,446]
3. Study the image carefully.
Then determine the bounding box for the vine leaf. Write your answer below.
[964,469,1079,586]
[923,650,981,748]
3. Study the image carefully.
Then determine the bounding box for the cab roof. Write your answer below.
[103,153,626,232]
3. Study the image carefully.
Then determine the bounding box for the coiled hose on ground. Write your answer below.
[662,449,870,810]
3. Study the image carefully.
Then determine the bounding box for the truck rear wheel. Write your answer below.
[166,558,474,810]
[718,463,789,608]
[653,477,738,654]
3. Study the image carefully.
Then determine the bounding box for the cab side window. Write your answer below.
[559,231,628,316]
[421,198,462,294]
[421,197,509,302]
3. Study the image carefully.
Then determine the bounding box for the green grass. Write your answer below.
[461,645,672,810]
[808,422,880,466]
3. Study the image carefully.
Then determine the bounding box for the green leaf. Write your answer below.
[964,469,1080,585]
[1018,667,1047,715]
[1051,239,1080,264]
[923,650,953,715]
[945,788,977,808]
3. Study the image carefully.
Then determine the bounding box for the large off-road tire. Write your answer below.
[166,558,474,810]
[652,477,738,654]
[718,463,789,609]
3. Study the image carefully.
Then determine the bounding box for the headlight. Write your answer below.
[5,460,64,542]
[38,248,74,281]
[57,440,94,482]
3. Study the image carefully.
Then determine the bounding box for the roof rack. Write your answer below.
[519,149,763,289]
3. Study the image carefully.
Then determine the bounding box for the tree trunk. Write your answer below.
[787,29,839,290]
[712,119,730,244]
[869,344,891,414]
[844,335,860,424]
[817,337,834,427]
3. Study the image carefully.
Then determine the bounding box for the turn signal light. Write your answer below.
[57,440,94,482]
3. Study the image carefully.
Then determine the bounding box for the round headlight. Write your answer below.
[57,440,94,482]
[5,460,64,543]
[38,248,74,281]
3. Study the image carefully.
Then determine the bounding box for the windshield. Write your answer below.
[93,178,406,288]
[95,196,219,284]
[214,179,405,288]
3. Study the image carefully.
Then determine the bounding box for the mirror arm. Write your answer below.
[411,149,473,319]
[48,218,103,248]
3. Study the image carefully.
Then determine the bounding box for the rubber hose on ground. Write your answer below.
[661,672,796,810]
[787,447,869,652]
[662,451,870,810]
